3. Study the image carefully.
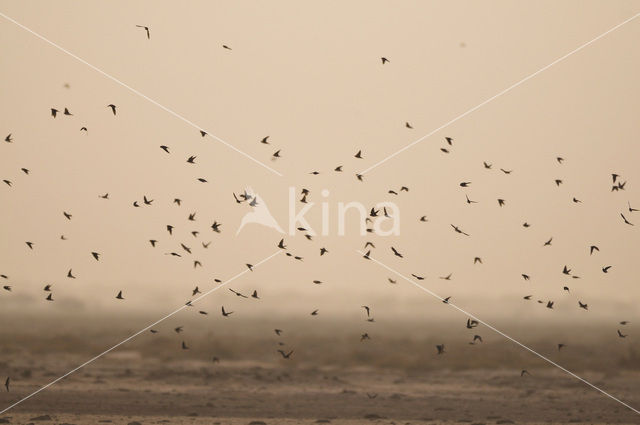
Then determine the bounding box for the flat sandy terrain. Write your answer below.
[1,358,639,425]
[1,316,639,425]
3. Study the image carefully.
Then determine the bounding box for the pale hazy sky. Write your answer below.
[1,1,639,323]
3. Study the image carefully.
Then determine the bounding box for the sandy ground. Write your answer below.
[1,316,639,424]
[1,356,639,425]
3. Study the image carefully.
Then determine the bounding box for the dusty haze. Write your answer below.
[1,1,640,423]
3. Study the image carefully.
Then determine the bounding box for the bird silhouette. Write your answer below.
[277,350,293,359]
[229,288,248,298]
[116,291,124,300]
[451,224,470,236]
[107,104,117,115]
[221,306,233,317]
[381,57,389,64]
[135,25,150,39]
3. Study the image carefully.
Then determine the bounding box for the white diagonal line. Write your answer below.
[358,11,640,176]
[0,12,283,177]
[0,249,282,414]
[357,250,640,415]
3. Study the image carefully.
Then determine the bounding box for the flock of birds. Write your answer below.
[1,24,637,395]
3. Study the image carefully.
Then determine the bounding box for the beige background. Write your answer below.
[1,0,639,327]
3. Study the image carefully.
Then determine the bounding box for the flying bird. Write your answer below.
[136,25,150,39]
[221,306,233,317]
[229,288,248,298]
[381,57,389,64]
[107,104,117,115]
[116,291,124,300]
[450,224,469,236]
[277,350,293,359]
